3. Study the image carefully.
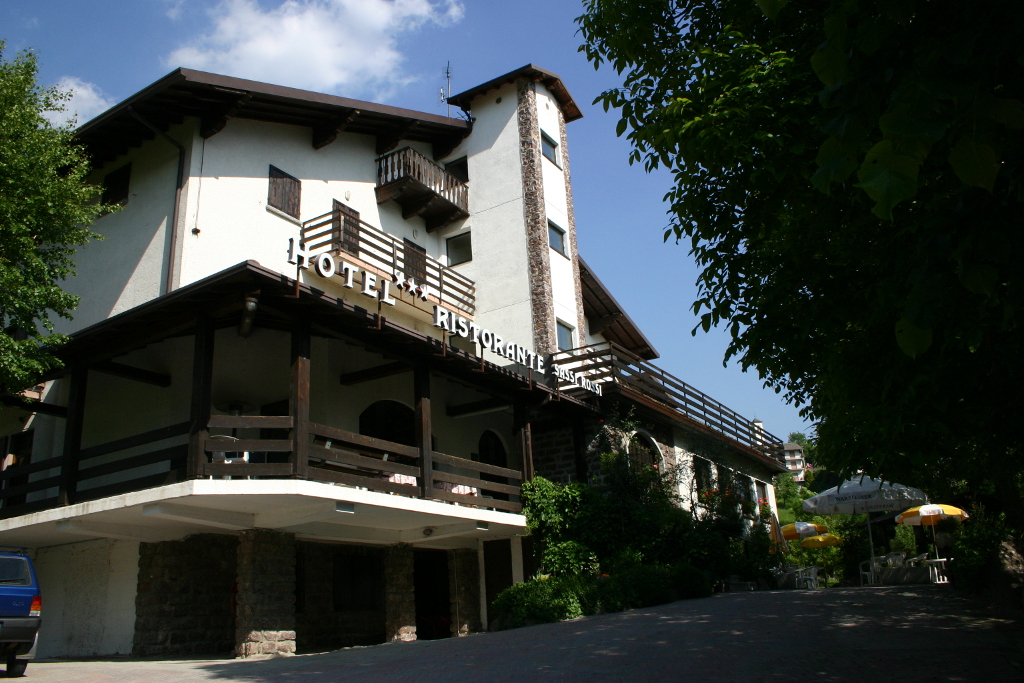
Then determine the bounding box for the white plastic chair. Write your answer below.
[799,566,821,589]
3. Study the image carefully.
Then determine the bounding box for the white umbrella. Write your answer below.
[802,476,928,581]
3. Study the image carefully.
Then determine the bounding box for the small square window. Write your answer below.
[445,156,469,183]
[556,320,574,351]
[541,132,559,167]
[548,221,567,257]
[447,231,472,266]
[101,163,131,206]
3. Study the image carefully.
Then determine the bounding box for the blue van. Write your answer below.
[0,550,40,677]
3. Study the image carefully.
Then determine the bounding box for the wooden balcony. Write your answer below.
[375,147,469,231]
[0,415,522,519]
[301,207,475,315]
[550,342,786,464]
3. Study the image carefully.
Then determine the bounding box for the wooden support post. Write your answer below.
[57,366,88,506]
[515,401,534,482]
[415,366,433,497]
[187,317,215,479]
[290,312,311,479]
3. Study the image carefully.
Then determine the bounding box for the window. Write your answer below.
[541,131,559,167]
[556,320,574,351]
[446,231,472,266]
[445,156,469,183]
[548,221,566,257]
[403,238,427,282]
[101,163,131,206]
[268,165,300,218]
[694,458,712,493]
[333,200,360,255]
[755,481,768,506]
[628,432,659,468]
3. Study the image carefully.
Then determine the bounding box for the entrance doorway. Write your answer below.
[413,549,451,640]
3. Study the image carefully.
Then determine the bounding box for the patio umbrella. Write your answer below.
[782,522,829,540]
[801,533,843,548]
[769,512,791,554]
[896,504,969,559]
[802,476,928,577]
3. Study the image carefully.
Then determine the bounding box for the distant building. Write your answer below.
[783,442,810,482]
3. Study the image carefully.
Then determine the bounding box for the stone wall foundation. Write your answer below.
[235,529,296,658]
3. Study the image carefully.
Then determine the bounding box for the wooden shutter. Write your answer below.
[268,166,301,218]
[403,238,427,282]
[332,200,360,255]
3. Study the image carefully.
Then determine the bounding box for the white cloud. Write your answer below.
[164,0,463,99]
[44,77,116,128]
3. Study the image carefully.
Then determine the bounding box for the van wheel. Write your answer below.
[5,654,26,678]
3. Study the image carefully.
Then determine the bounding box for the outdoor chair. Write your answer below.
[905,553,929,566]
[859,557,886,586]
[798,566,821,589]
[883,552,907,567]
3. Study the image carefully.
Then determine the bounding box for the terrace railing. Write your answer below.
[376,146,469,230]
[550,342,785,463]
[301,208,475,315]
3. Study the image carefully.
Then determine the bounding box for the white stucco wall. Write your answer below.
[441,82,535,345]
[34,538,139,658]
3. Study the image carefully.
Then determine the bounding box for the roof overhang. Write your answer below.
[76,68,470,167]
[448,64,582,122]
[578,258,659,360]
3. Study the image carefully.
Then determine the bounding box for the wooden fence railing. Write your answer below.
[301,209,476,315]
[550,342,786,463]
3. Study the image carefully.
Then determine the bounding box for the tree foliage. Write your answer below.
[0,45,104,395]
[578,1,1024,523]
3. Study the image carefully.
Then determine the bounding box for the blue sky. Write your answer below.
[2,0,813,441]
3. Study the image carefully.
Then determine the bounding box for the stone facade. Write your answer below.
[133,534,237,657]
[558,108,588,341]
[448,548,481,636]
[235,529,296,657]
[532,424,578,484]
[384,543,417,642]
[516,78,556,355]
[295,541,386,652]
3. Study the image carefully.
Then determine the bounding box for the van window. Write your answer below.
[0,557,31,586]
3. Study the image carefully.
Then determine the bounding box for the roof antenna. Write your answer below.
[440,61,451,117]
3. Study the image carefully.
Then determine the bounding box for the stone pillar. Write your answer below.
[449,548,481,637]
[235,529,296,658]
[384,543,416,642]
[510,536,525,584]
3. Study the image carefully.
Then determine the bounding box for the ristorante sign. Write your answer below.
[288,239,602,396]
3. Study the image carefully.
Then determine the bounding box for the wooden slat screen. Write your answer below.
[403,239,427,282]
[333,200,360,255]
[269,165,301,218]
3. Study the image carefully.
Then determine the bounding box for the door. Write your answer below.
[413,549,450,640]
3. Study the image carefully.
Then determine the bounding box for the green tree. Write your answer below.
[0,45,104,395]
[578,1,1024,525]
[787,430,816,465]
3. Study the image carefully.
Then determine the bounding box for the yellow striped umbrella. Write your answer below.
[801,533,843,549]
[782,522,829,540]
[896,504,969,526]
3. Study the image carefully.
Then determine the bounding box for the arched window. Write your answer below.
[627,432,660,468]
[359,400,415,447]
[478,430,509,501]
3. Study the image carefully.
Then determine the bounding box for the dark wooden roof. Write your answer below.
[578,258,658,360]
[76,68,470,167]
[49,261,595,415]
[447,64,582,122]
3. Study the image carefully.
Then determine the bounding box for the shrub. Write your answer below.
[672,563,713,599]
[543,540,599,577]
[949,505,1008,590]
[490,575,593,630]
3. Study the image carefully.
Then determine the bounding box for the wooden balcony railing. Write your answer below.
[375,146,470,231]
[301,209,476,315]
[0,415,521,518]
[550,342,786,464]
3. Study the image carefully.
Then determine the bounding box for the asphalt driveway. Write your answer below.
[25,585,1023,683]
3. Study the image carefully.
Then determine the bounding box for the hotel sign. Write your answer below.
[289,239,602,396]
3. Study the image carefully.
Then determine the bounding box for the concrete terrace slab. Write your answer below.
[25,586,1024,683]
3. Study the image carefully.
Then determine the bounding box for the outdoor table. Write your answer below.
[924,558,949,584]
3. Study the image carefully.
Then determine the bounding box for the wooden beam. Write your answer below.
[338,361,410,386]
[312,109,360,150]
[515,401,534,482]
[200,93,251,138]
[446,397,509,418]
[93,361,172,387]
[376,119,419,155]
[587,313,623,336]
[291,312,311,479]
[401,194,435,221]
[415,366,433,497]
[0,395,68,418]
[58,366,88,506]
[187,317,215,480]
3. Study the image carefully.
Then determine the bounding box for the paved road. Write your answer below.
[24,586,1024,682]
